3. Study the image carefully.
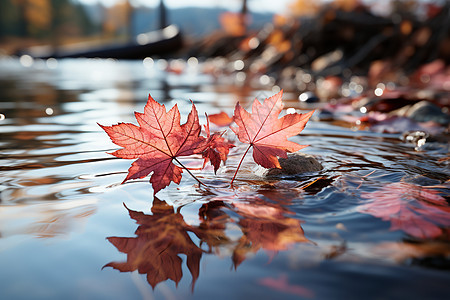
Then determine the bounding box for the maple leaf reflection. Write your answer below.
[105,186,310,289]
[358,182,450,239]
[197,186,310,268]
[103,198,202,289]
[232,201,309,267]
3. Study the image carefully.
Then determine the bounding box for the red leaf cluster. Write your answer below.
[99,91,314,193]
[104,190,309,289]
[99,95,233,194]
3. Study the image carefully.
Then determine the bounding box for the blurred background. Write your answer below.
[2,0,291,54]
[1,0,449,83]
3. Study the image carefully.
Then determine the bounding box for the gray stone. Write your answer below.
[265,152,323,177]
[405,101,450,125]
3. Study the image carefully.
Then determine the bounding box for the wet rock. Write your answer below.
[405,101,450,125]
[265,152,323,177]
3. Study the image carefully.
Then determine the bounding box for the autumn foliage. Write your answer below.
[99,90,314,194]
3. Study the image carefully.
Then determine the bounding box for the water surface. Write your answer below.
[0,57,449,300]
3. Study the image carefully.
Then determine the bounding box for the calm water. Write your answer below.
[0,57,449,300]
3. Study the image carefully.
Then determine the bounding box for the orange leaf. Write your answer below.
[208,111,233,127]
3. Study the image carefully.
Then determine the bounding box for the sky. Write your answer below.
[77,0,294,13]
[77,0,442,16]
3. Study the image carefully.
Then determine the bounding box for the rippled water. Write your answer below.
[0,57,449,300]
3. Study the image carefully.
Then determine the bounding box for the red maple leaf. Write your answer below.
[202,116,235,173]
[99,94,207,194]
[231,90,314,183]
[358,182,450,239]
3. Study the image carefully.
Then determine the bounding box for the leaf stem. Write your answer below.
[230,144,252,186]
[173,157,207,187]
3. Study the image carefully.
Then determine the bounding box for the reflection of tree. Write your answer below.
[105,189,310,289]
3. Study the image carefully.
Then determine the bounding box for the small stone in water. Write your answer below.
[265,152,323,177]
